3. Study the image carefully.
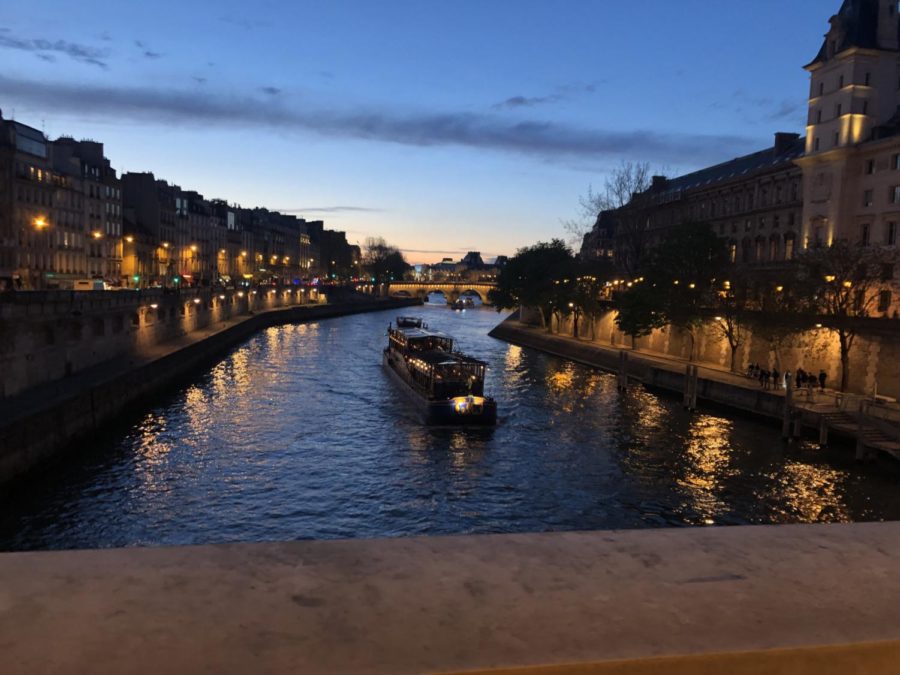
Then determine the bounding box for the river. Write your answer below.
[2,298,899,550]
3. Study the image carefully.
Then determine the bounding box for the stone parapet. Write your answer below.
[1,523,899,673]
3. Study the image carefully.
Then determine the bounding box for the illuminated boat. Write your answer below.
[383,323,497,425]
[449,297,475,310]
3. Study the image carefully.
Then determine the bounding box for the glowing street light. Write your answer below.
[33,216,48,229]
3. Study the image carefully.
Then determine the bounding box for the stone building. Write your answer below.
[0,113,125,290]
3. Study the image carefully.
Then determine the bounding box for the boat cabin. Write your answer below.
[388,327,453,354]
[405,351,487,399]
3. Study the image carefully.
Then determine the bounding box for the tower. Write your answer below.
[797,0,900,247]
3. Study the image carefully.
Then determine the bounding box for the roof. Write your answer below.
[808,0,896,67]
[412,350,486,368]
[397,327,453,341]
[646,135,805,199]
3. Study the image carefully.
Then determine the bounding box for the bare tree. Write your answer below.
[795,241,897,392]
[563,161,651,251]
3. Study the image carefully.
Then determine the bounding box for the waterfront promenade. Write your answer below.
[489,316,900,458]
[2,523,899,674]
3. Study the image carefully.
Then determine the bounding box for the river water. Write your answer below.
[3,299,900,551]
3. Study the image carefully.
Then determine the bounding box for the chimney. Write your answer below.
[774,132,800,155]
[651,175,668,191]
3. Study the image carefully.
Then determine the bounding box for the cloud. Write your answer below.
[0,75,761,166]
[135,40,162,59]
[493,82,601,109]
[260,86,281,96]
[220,15,270,30]
[192,76,207,85]
[494,94,562,109]
[277,206,384,214]
[0,34,108,68]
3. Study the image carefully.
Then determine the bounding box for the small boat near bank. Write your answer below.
[383,317,497,425]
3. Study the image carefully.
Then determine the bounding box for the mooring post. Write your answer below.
[690,366,699,410]
[818,415,829,447]
[782,380,793,439]
[617,350,628,391]
[855,401,867,462]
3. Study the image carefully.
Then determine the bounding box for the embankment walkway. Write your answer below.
[2,523,900,674]
[489,317,900,458]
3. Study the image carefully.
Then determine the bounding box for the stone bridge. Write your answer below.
[386,281,496,305]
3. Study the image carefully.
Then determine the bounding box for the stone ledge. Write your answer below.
[2,523,899,674]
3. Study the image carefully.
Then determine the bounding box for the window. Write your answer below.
[882,264,895,281]
[784,235,796,260]
[866,159,875,174]
[773,215,780,229]
[861,223,871,246]
[878,290,892,312]
[863,101,869,115]
[819,82,825,96]
[835,103,842,117]
[745,220,752,232]
[834,131,840,146]
[865,72,871,86]
[729,243,737,263]
[888,221,897,245]
[814,137,821,151]
[893,154,900,170]
[816,110,822,123]
[839,75,844,88]
[864,189,874,206]
[891,186,900,203]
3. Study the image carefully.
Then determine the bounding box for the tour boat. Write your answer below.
[449,297,475,310]
[383,319,497,425]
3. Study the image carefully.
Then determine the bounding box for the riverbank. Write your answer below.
[0,296,420,489]
[2,523,899,673]
[489,317,900,454]
[490,316,794,419]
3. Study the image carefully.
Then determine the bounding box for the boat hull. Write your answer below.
[383,351,497,426]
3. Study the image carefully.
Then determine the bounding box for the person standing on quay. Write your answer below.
[772,367,779,391]
[819,370,827,391]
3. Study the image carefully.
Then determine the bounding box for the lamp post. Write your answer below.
[32,216,49,289]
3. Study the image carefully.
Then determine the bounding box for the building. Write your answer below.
[582,0,899,310]
[0,113,125,290]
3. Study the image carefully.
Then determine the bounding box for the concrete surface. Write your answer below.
[2,523,900,674]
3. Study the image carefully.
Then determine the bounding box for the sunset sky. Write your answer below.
[2,0,831,263]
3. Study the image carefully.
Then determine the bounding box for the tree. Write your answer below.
[794,241,897,392]
[571,258,615,340]
[363,237,409,283]
[648,222,728,361]
[564,161,651,253]
[614,282,666,348]
[489,240,575,330]
[708,272,753,373]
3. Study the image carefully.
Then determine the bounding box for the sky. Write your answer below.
[2,0,834,264]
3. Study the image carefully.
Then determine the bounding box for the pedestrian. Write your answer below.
[796,368,804,390]
[818,369,827,391]
[758,368,766,388]
[784,370,791,390]
[772,367,779,390]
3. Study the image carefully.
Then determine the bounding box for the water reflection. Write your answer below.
[2,304,899,551]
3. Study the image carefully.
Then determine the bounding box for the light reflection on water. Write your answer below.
[1,303,899,551]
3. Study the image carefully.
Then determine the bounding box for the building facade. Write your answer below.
[582,0,899,312]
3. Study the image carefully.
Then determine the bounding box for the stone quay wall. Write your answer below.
[518,306,900,400]
[0,293,420,487]
[0,286,332,399]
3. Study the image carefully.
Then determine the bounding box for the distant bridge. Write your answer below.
[386,281,496,305]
